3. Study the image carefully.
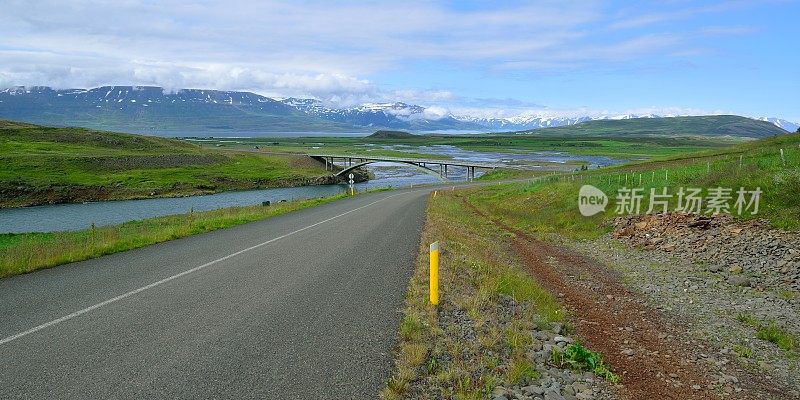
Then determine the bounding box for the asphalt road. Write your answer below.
[0,188,431,399]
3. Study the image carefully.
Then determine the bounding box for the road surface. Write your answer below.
[0,188,431,399]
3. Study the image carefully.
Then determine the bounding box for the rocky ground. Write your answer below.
[431,296,616,400]
[612,212,800,291]
[478,208,797,399]
[569,212,800,398]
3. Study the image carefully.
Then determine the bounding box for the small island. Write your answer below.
[367,130,417,139]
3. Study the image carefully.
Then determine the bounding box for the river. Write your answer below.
[0,146,623,233]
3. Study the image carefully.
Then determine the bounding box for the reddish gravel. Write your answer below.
[462,197,787,400]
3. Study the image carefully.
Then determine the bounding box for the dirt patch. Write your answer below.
[463,199,788,399]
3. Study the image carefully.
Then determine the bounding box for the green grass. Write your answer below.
[0,193,350,279]
[0,121,334,207]
[497,272,565,327]
[732,344,753,358]
[505,357,540,385]
[757,325,797,352]
[476,169,547,181]
[737,313,798,353]
[381,190,567,399]
[464,133,800,239]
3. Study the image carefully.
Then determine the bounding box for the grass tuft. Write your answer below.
[505,357,539,385]
[736,313,797,353]
[733,344,753,358]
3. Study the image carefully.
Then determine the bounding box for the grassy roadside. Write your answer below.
[476,169,550,182]
[380,190,617,399]
[0,192,361,279]
[467,133,800,236]
[382,132,799,398]
[0,120,336,207]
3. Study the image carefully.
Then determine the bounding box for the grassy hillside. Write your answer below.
[466,132,800,237]
[0,121,334,207]
[515,115,787,139]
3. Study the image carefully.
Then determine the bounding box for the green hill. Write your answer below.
[367,130,417,139]
[0,121,333,207]
[515,115,788,139]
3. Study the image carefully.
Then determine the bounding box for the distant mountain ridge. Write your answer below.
[513,115,788,139]
[0,86,796,136]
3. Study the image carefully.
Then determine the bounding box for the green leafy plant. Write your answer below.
[552,343,620,384]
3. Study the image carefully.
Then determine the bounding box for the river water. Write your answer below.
[0,146,623,233]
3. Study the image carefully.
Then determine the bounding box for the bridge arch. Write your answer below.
[335,160,448,181]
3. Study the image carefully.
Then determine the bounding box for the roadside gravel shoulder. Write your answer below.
[571,233,800,398]
[381,192,615,400]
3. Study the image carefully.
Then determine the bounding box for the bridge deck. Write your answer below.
[307,154,509,169]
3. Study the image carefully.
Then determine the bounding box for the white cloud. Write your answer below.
[421,106,452,121]
[0,0,768,109]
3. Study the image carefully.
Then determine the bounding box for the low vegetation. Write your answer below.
[465,133,800,237]
[736,313,798,354]
[0,120,334,207]
[0,193,349,279]
[384,131,799,398]
[551,343,620,383]
[380,189,615,399]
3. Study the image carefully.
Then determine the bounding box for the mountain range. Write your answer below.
[0,86,797,136]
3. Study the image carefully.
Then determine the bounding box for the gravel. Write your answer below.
[570,212,800,397]
[612,212,800,291]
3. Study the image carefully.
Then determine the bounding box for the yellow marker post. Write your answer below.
[429,242,439,306]
[433,190,437,198]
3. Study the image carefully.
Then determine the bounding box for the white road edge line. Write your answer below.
[0,191,412,347]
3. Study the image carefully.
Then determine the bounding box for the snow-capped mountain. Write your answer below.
[278,97,477,130]
[453,113,667,131]
[0,86,797,135]
[755,117,799,133]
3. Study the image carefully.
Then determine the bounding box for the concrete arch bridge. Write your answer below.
[308,154,508,181]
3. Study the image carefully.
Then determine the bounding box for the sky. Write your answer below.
[0,0,797,121]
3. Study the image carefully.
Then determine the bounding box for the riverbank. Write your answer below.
[0,191,370,279]
[0,120,346,208]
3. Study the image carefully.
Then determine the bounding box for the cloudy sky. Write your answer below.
[0,0,797,120]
